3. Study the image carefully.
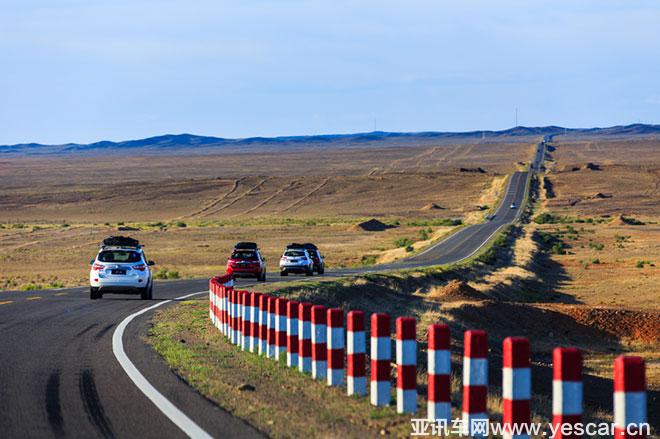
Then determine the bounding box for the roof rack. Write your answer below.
[286,243,305,249]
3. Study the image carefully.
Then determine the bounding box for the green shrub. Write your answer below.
[476,248,496,265]
[394,237,414,248]
[590,258,600,264]
[174,221,187,228]
[550,243,566,255]
[360,255,377,266]
[419,229,430,240]
[21,283,41,291]
[589,242,604,251]
[405,245,414,253]
[154,268,181,280]
[534,213,559,224]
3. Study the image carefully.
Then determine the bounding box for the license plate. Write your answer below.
[111,269,126,275]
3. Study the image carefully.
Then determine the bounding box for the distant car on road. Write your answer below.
[301,243,325,274]
[485,214,495,221]
[510,203,517,209]
[279,245,314,276]
[226,242,266,281]
[89,236,155,300]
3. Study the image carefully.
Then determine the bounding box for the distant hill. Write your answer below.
[2,123,658,156]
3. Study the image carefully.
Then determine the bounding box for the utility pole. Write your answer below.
[515,108,518,127]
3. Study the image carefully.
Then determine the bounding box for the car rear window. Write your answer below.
[284,250,305,257]
[98,250,142,263]
[232,250,257,260]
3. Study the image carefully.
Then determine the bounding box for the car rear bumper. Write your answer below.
[228,268,262,278]
[280,265,311,273]
[96,285,145,294]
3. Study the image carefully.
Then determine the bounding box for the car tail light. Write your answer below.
[133,264,146,271]
[92,263,105,271]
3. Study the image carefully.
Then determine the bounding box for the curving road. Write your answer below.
[0,141,543,438]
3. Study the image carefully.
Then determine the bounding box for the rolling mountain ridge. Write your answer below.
[2,123,658,156]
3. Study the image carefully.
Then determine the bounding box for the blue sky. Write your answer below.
[1,0,659,144]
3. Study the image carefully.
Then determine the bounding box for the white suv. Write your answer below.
[279,247,314,276]
[89,237,154,300]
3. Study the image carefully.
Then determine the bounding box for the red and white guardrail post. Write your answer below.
[614,356,647,438]
[286,300,299,368]
[370,313,391,406]
[241,291,250,350]
[311,305,327,380]
[552,347,582,439]
[209,281,215,324]
[463,330,488,438]
[230,289,237,344]
[347,310,366,396]
[396,317,417,414]
[222,286,229,337]
[275,297,288,360]
[503,337,531,439]
[298,302,313,373]
[258,294,268,355]
[327,308,344,386]
[428,323,451,422]
[267,296,277,358]
[249,292,260,352]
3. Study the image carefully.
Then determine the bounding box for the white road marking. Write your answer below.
[112,291,213,439]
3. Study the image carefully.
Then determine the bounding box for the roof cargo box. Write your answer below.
[103,236,140,248]
[234,242,258,250]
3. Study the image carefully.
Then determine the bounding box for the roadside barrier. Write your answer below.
[298,302,313,373]
[370,313,391,406]
[327,308,344,386]
[275,298,288,359]
[503,337,531,439]
[311,305,328,380]
[208,275,648,431]
[286,301,299,367]
[396,317,417,414]
[552,347,583,438]
[463,330,488,438]
[614,356,646,439]
[347,310,366,396]
[428,324,451,423]
[258,294,268,355]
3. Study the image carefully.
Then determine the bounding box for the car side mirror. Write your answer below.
[263,257,267,262]
[90,259,95,265]
[148,260,155,266]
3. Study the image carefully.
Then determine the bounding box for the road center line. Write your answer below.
[112,291,213,439]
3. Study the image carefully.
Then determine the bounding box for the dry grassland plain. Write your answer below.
[539,137,660,309]
[0,140,530,290]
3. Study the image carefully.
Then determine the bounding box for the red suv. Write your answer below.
[226,242,266,281]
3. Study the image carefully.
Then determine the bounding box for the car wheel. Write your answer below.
[90,287,101,300]
[259,272,266,282]
[140,283,152,300]
[306,267,313,276]
[280,270,288,276]
[318,267,325,275]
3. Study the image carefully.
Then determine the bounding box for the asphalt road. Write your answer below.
[0,144,540,438]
